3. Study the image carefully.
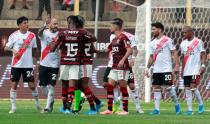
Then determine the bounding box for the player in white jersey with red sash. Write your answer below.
[180,26,206,115]
[145,22,180,115]
[38,18,59,113]
[4,16,41,114]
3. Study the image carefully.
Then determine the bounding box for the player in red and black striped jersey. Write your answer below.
[100,18,132,115]
[74,15,103,115]
[51,15,89,114]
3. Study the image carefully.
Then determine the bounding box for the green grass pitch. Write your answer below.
[0,100,210,124]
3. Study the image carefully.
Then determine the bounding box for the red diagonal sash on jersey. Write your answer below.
[182,38,199,73]
[41,35,58,61]
[12,33,35,66]
[153,36,168,62]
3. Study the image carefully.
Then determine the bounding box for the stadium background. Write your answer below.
[0,0,209,101]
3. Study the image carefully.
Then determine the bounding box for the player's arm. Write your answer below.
[38,19,50,37]
[130,46,138,66]
[50,35,62,52]
[118,47,132,68]
[171,49,179,73]
[4,35,18,56]
[200,51,206,74]
[144,54,154,78]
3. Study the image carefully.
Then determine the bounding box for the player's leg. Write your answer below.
[116,70,129,115]
[73,80,82,112]
[24,68,42,112]
[60,80,69,113]
[127,69,144,113]
[79,65,102,114]
[100,70,117,115]
[9,67,21,114]
[184,76,193,115]
[190,75,204,114]
[44,67,59,113]
[165,72,180,115]
[39,65,49,97]
[103,67,112,88]
[150,73,162,115]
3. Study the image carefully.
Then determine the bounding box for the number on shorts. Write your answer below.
[192,75,197,80]
[65,43,78,57]
[26,70,33,77]
[129,73,134,79]
[52,74,57,80]
[165,74,172,81]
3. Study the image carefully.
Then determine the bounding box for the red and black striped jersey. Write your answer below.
[108,33,131,70]
[57,29,87,65]
[80,29,97,65]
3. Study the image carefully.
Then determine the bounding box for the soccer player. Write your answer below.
[4,16,42,114]
[51,15,99,115]
[100,18,132,115]
[145,22,180,115]
[103,30,144,113]
[180,26,206,115]
[38,18,59,113]
[76,15,103,114]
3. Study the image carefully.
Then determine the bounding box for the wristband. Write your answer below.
[201,64,205,68]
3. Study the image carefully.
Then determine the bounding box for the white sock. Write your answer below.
[41,86,48,97]
[10,89,16,110]
[130,89,141,110]
[185,89,193,111]
[45,85,55,109]
[169,87,179,105]
[194,89,203,106]
[154,91,161,111]
[32,88,40,108]
[113,88,119,103]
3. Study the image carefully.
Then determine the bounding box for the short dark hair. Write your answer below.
[151,22,164,31]
[67,15,85,28]
[17,16,28,26]
[111,18,124,28]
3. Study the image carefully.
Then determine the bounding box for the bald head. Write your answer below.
[48,18,58,32]
[183,26,194,40]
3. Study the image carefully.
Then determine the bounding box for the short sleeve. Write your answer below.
[149,41,155,55]
[130,36,137,48]
[168,38,175,51]
[198,40,205,53]
[180,42,184,54]
[110,34,115,43]
[32,36,37,48]
[6,34,15,48]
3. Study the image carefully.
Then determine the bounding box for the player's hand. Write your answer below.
[144,68,151,78]
[200,67,205,75]
[118,59,125,68]
[129,58,135,67]
[12,49,20,58]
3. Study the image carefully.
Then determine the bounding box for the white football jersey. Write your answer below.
[6,30,37,68]
[180,37,205,76]
[107,32,137,67]
[39,29,60,68]
[150,36,175,73]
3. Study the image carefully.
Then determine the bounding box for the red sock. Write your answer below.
[83,87,96,111]
[62,87,68,110]
[67,86,75,110]
[107,84,114,111]
[120,87,129,112]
